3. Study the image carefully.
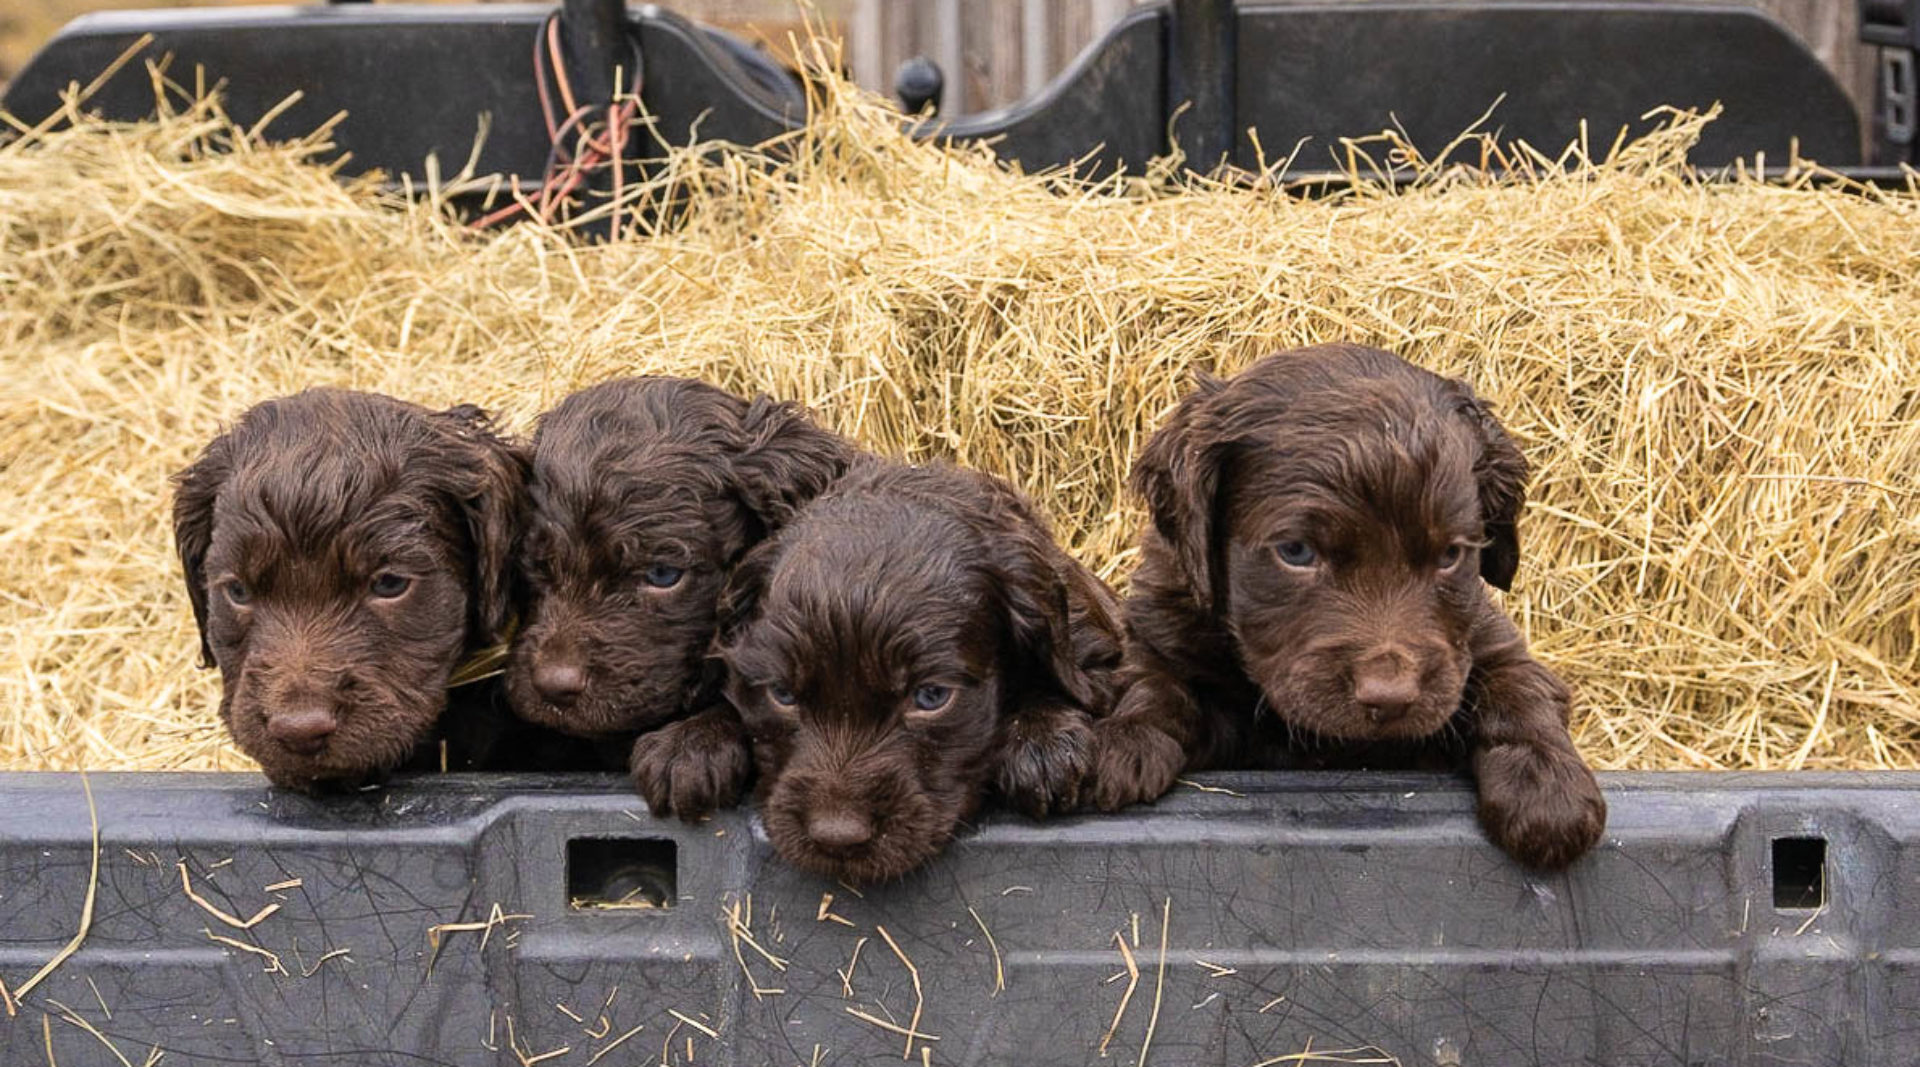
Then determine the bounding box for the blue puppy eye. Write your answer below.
[643,564,685,589]
[1276,541,1317,568]
[223,580,251,605]
[370,573,411,599]
[767,683,797,708]
[911,685,954,712]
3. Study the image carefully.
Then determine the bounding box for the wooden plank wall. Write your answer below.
[844,0,1133,113]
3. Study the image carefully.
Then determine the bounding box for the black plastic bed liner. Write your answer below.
[0,770,1910,1065]
[0,1,1885,187]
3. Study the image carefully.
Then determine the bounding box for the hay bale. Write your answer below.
[3,77,1918,774]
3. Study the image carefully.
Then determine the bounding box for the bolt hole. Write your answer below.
[568,838,677,911]
[1771,836,1825,910]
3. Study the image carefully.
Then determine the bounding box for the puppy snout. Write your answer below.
[266,702,338,755]
[1352,651,1422,722]
[807,810,875,851]
[532,657,588,705]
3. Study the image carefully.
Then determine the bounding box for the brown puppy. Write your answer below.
[1092,344,1606,870]
[507,377,854,816]
[172,389,526,791]
[713,460,1122,884]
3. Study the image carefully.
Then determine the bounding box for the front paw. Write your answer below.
[997,705,1094,819]
[630,712,751,821]
[1088,716,1186,812]
[1475,743,1608,870]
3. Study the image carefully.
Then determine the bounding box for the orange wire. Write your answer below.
[546,16,581,128]
[472,17,642,233]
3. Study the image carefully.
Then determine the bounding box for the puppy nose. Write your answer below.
[267,704,337,755]
[807,811,875,851]
[533,661,587,705]
[1353,657,1421,721]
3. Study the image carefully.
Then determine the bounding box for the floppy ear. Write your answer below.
[979,477,1117,711]
[713,539,778,651]
[1448,382,1529,591]
[1129,372,1232,611]
[727,396,854,532]
[433,404,531,647]
[692,539,775,709]
[171,433,235,668]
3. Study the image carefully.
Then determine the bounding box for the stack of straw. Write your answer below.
[3,68,1918,774]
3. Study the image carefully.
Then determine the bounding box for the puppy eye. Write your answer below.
[1437,544,1467,572]
[909,684,954,713]
[369,573,412,599]
[222,580,252,606]
[766,683,798,708]
[1276,541,1318,568]
[642,563,686,589]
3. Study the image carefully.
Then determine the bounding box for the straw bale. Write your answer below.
[3,73,1919,773]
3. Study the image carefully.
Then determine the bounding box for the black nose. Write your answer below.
[267,704,337,755]
[533,660,587,705]
[807,810,875,851]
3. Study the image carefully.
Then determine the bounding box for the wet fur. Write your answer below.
[505,377,855,816]
[713,460,1123,884]
[172,389,530,791]
[1092,344,1606,870]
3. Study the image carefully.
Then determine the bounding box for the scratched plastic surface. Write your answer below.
[0,771,1911,1066]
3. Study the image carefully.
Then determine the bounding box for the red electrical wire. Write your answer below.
[470,12,643,233]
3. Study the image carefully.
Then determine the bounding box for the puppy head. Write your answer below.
[718,464,1095,884]
[171,389,526,790]
[1132,344,1527,741]
[507,378,852,737]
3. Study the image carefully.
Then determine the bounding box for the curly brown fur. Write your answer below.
[714,459,1122,885]
[505,377,855,817]
[1093,344,1606,870]
[172,389,528,791]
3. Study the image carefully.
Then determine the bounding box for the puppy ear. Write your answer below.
[981,478,1117,710]
[433,404,531,646]
[1129,372,1231,611]
[728,396,853,533]
[171,433,235,668]
[714,539,778,650]
[1449,382,1529,591]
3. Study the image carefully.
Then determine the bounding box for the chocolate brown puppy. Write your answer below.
[714,460,1122,884]
[1092,344,1606,870]
[507,377,854,817]
[172,389,528,791]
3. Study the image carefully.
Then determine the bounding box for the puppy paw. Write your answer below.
[996,704,1094,819]
[630,711,751,821]
[1088,716,1186,812]
[1475,743,1608,870]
